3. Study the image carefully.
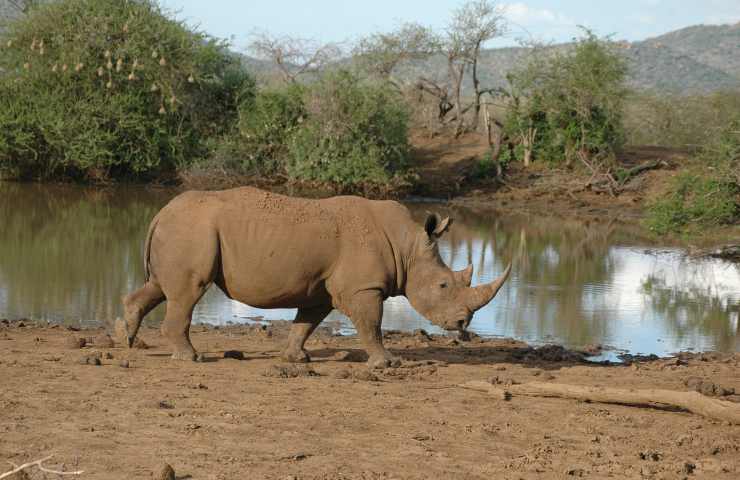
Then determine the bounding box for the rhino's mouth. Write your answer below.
[441,318,469,332]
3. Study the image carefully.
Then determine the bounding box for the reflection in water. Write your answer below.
[0,182,738,355]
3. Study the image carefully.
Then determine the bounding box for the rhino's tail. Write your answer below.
[143,214,160,283]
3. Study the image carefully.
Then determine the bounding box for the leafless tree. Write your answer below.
[446,0,506,135]
[248,31,342,84]
[353,22,440,87]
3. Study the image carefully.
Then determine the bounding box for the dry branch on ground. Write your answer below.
[461,380,740,424]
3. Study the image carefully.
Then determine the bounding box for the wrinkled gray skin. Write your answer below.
[119,187,511,368]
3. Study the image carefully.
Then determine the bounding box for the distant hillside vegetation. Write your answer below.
[242,23,740,95]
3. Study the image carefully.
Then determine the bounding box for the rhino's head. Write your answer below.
[404,213,511,332]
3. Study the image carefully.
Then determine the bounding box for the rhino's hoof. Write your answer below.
[281,349,311,363]
[171,350,198,361]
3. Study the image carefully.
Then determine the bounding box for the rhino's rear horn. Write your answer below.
[454,265,474,287]
[466,262,512,312]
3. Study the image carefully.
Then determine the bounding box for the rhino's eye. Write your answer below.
[439,282,448,289]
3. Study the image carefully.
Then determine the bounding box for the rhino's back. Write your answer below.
[163,187,396,307]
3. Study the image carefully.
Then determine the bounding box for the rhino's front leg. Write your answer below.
[347,290,401,369]
[282,304,333,363]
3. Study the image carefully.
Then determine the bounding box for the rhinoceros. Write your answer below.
[119,187,511,368]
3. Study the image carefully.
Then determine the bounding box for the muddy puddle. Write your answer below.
[1,182,738,357]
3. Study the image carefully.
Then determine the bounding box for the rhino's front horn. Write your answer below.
[466,262,512,312]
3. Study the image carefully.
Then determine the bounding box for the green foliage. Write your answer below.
[645,173,738,235]
[0,0,254,180]
[214,83,306,175]
[504,30,628,166]
[213,70,411,187]
[287,70,409,185]
[646,121,740,234]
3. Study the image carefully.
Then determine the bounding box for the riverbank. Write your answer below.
[1,319,738,479]
[408,131,740,251]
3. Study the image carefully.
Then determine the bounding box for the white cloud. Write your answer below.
[503,2,576,27]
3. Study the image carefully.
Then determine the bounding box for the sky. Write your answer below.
[158,0,740,51]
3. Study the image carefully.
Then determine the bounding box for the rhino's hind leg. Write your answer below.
[281,305,333,363]
[119,282,165,347]
[161,299,200,361]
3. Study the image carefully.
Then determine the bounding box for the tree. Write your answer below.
[505,30,628,168]
[353,22,440,87]
[0,0,254,180]
[445,0,506,135]
[248,31,342,84]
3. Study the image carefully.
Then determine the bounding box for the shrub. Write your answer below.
[223,83,306,175]
[287,70,410,185]
[624,90,740,148]
[209,70,411,187]
[504,30,628,167]
[0,0,254,181]
[646,121,739,234]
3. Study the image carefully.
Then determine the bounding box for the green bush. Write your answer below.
[0,0,254,181]
[209,70,411,187]
[287,70,409,185]
[505,30,628,167]
[646,121,739,234]
[646,173,738,235]
[217,83,306,175]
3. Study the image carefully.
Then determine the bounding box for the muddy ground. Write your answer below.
[1,319,739,480]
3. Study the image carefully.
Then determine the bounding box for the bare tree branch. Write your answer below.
[353,22,441,82]
[1,455,84,479]
[248,31,342,84]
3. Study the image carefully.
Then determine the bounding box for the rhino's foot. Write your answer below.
[281,348,311,364]
[368,352,401,369]
[171,348,198,361]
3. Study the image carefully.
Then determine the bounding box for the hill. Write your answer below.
[242,23,740,95]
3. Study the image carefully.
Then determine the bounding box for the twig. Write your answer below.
[0,455,84,479]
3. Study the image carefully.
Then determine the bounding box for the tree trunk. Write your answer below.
[449,54,465,138]
[471,43,482,131]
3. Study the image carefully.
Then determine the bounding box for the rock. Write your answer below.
[262,364,319,378]
[413,328,431,340]
[94,334,115,348]
[639,451,662,462]
[684,377,735,397]
[333,369,351,379]
[158,400,175,409]
[223,350,245,360]
[119,360,130,368]
[682,462,696,475]
[65,336,86,349]
[352,369,378,382]
[158,463,175,480]
[79,355,101,366]
[581,344,603,356]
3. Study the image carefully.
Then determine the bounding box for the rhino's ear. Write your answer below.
[424,213,453,239]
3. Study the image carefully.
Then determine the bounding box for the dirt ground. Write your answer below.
[1,319,739,480]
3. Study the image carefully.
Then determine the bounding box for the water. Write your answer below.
[1,182,738,357]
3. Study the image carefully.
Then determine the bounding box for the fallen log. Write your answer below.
[460,380,740,425]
